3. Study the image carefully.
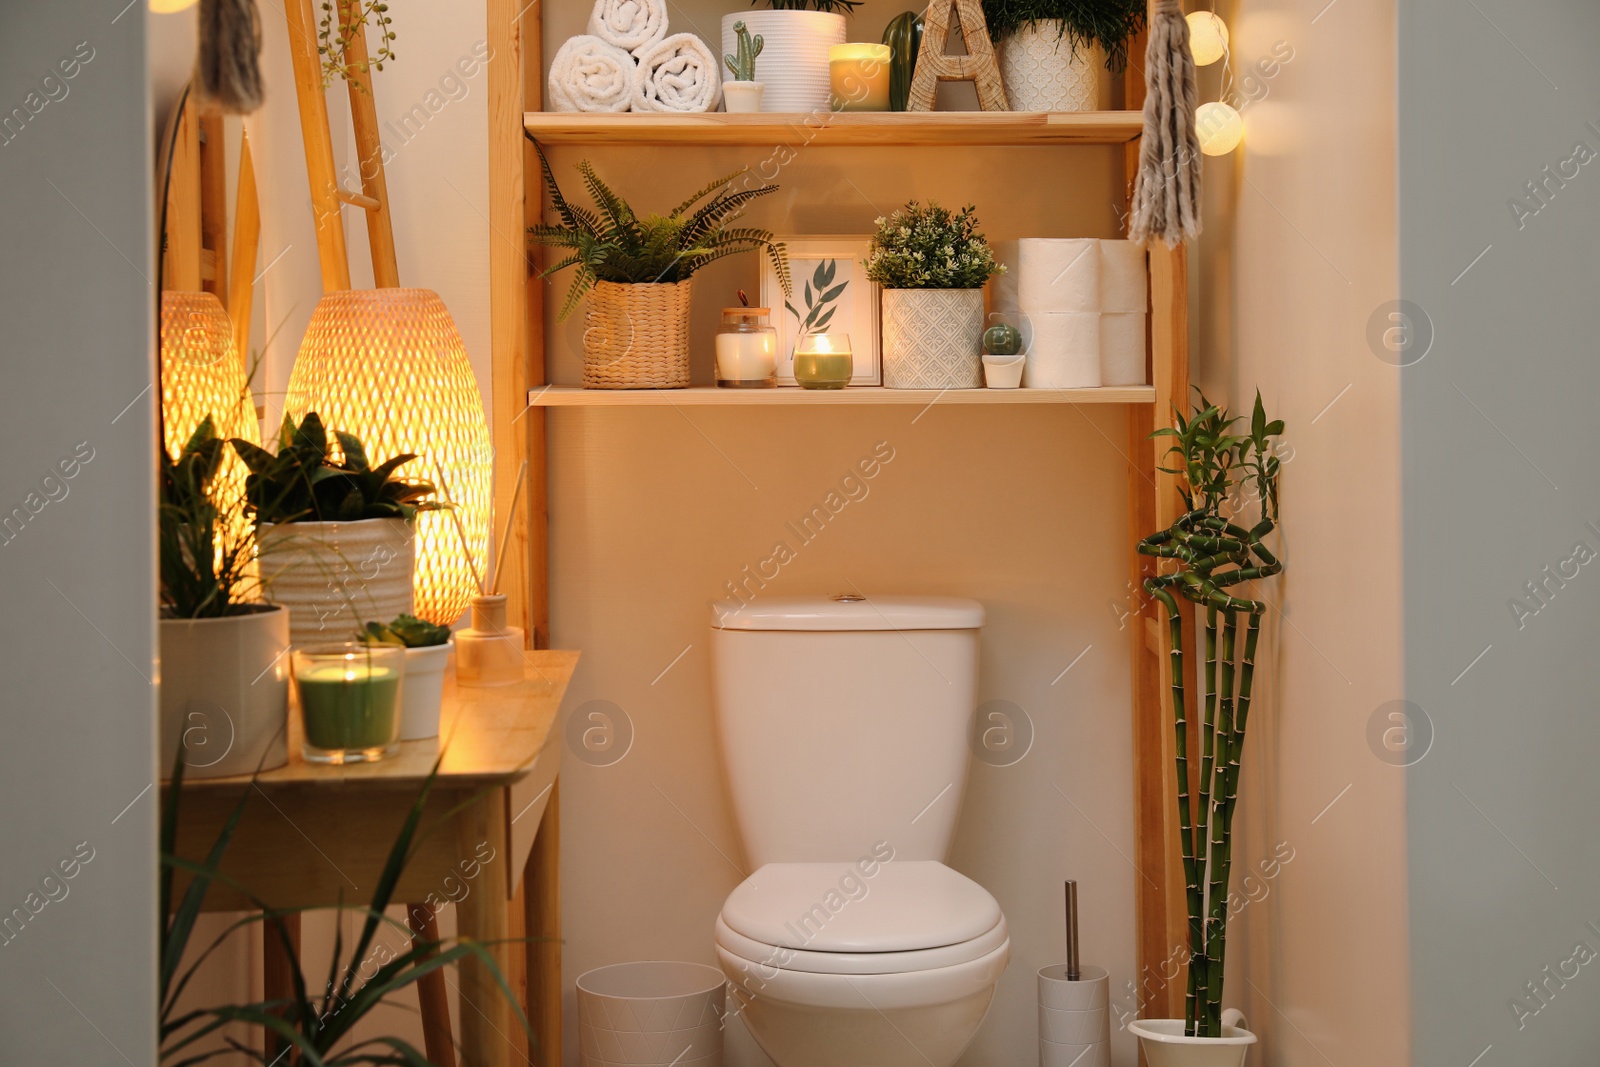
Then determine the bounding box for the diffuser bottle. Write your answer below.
[454,594,525,686]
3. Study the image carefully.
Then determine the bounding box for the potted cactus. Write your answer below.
[231,412,443,648]
[723,21,765,113]
[981,320,1025,388]
[723,0,858,113]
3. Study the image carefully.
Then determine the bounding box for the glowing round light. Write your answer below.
[150,0,200,12]
[1196,101,1244,155]
[1186,12,1229,66]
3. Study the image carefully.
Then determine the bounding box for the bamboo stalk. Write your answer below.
[1201,610,1237,1035]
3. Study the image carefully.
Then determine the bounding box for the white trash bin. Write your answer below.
[577,961,726,1067]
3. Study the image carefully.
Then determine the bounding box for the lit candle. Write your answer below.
[829,44,891,112]
[794,333,854,390]
[293,646,405,759]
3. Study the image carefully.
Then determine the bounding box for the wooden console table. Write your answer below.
[164,653,578,1067]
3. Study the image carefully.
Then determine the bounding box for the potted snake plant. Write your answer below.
[723,0,858,113]
[980,0,1145,112]
[231,412,442,649]
[1128,391,1284,1066]
[159,417,290,779]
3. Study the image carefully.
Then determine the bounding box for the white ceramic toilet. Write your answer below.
[709,595,1008,1067]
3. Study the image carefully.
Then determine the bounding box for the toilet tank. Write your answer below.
[710,595,984,868]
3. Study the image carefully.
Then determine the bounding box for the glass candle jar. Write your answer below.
[293,643,405,764]
[830,44,892,112]
[794,332,853,390]
[715,308,778,388]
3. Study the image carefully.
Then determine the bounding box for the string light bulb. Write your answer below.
[1186,11,1229,66]
[1196,101,1244,155]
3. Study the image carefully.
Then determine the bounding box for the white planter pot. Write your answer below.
[982,353,1026,388]
[399,643,451,740]
[722,80,765,113]
[1129,1012,1257,1067]
[999,23,1107,112]
[159,605,290,779]
[257,518,415,648]
[881,288,985,389]
[722,11,845,113]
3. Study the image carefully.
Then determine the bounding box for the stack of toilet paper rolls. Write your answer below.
[992,239,1148,389]
[1037,963,1112,1067]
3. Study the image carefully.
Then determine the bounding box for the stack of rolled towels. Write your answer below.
[549,0,721,113]
[992,239,1149,389]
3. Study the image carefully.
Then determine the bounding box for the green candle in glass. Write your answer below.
[794,332,853,390]
[293,644,405,763]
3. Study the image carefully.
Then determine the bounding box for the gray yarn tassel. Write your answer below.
[194,0,264,114]
[1129,0,1201,246]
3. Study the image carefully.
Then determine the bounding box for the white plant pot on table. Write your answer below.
[397,643,451,740]
[880,288,985,389]
[1128,1011,1257,1067]
[722,11,845,114]
[999,22,1107,112]
[257,518,415,648]
[159,604,290,778]
[982,353,1026,388]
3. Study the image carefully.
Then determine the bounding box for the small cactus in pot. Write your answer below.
[983,322,1023,356]
[722,21,766,113]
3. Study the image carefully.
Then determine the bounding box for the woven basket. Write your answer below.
[583,280,694,389]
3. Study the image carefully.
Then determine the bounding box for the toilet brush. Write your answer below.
[1037,880,1112,1067]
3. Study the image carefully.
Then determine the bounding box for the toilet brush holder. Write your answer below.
[1038,963,1111,1067]
[454,594,526,687]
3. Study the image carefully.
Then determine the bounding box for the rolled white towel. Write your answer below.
[547,35,636,113]
[588,0,669,55]
[632,33,721,113]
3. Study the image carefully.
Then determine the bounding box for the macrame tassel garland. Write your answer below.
[1129,0,1201,246]
[194,0,265,114]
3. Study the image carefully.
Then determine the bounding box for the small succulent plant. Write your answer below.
[984,323,1023,356]
[724,21,764,82]
[362,613,451,648]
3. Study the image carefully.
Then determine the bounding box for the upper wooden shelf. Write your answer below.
[523,111,1144,147]
[528,385,1153,407]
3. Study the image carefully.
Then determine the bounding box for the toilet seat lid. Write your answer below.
[720,861,1003,953]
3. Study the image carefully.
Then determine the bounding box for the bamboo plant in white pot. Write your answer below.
[159,417,290,779]
[868,201,1005,389]
[1129,392,1285,1066]
[231,412,443,649]
[980,0,1146,112]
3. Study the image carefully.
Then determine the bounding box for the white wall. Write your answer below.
[0,3,158,1064]
[1399,1,1600,1062]
[1194,0,1410,1063]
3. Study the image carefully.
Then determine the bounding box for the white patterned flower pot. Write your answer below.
[881,289,985,389]
[159,605,290,778]
[257,518,415,647]
[722,11,845,114]
[1000,23,1107,113]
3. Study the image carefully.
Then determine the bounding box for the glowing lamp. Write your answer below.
[285,288,491,628]
[159,291,260,507]
[1186,12,1229,66]
[1196,101,1244,155]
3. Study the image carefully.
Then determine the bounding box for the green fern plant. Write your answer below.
[525,137,791,322]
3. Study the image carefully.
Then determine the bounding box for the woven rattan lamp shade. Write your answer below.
[160,291,261,505]
[285,288,491,628]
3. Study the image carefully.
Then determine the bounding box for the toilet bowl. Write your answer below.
[709,596,1006,1067]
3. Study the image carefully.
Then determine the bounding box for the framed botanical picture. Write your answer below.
[761,236,882,387]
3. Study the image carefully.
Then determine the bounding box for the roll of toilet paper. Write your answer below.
[1100,312,1147,386]
[1097,240,1148,313]
[1022,312,1101,389]
[995,239,1101,314]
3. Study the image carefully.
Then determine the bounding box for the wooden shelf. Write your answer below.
[523,110,1144,147]
[527,385,1153,407]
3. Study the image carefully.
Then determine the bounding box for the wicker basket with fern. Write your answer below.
[527,140,791,390]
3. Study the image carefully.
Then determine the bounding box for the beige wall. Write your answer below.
[1193,0,1409,1063]
[541,6,1146,1067]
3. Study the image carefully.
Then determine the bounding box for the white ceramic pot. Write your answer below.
[999,23,1107,113]
[398,643,451,740]
[1129,1011,1257,1067]
[257,518,415,648]
[722,11,845,113]
[722,80,765,113]
[159,605,290,778]
[880,288,985,389]
[982,353,1026,388]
